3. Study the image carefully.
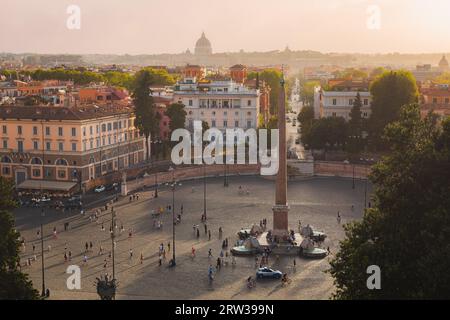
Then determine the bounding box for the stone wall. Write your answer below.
[314,161,371,179]
[121,164,260,195]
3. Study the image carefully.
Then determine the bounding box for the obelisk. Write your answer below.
[272,71,289,238]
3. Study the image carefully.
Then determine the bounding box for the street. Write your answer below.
[14,175,371,300]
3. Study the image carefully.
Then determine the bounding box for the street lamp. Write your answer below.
[359,158,374,208]
[151,139,162,198]
[40,208,46,297]
[110,207,116,283]
[203,163,207,220]
[165,179,181,267]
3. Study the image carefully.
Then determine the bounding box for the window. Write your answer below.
[332,112,337,117]
[56,158,68,166]
[32,169,41,177]
[211,120,216,127]
[33,141,38,150]
[235,120,239,127]
[102,124,106,132]
[90,126,93,135]
[17,126,22,135]
[2,125,6,134]
[247,100,251,106]
[223,120,228,128]
[90,141,93,149]
[349,99,353,105]
[189,100,193,106]
[107,123,112,131]
[247,120,252,128]
[83,127,86,136]
[2,140,7,149]
[363,112,368,117]
[224,111,227,116]
[2,166,10,175]
[446,98,449,104]
[58,142,64,151]
[113,122,118,130]
[433,98,438,104]
[58,127,63,136]
[45,127,50,135]
[364,99,369,105]
[33,126,38,135]
[332,99,337,105]
[58,170,66,179]
[46,142,51,151]
[72,143,77,151]
[17,141,23,152]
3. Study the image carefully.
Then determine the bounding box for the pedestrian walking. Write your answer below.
[181,205,183,215]
[196,228,200,239]
[167,242,170,252]
[89,242,93,251]
[337,211,341,224]
[204,224,207,235]
[129,249,133,260]
[191,246,196,258]
[85,242,89,252]
[64,252,67,262]
[208,230,211,241]
[83,255,88,264]
[32,244,36,253]
[208,249,212,258]
[219,227,223,239]
[140,252,144,264]
[216,257,221,270]
[159,254,162,266]
[68,251,72,261]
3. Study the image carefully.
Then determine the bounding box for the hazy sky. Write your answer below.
[1,0,450,55]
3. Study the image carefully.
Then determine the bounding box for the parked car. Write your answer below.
[94,185,106,193]
[106,183,119,192]
[256,267,283,279]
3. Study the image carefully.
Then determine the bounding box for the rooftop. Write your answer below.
[0,104,134,121]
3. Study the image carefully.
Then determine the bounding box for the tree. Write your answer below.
[328,105,450,299]
[247,70,284,114]
[302,117,348,151]
[132,70,159,161]
[297,105,314,129]
[299,81,320,107]
[201,121,210,133]
[165,102,187,133]
[0,177,39,300]
[368,70,418,150]
[347,92,364,155]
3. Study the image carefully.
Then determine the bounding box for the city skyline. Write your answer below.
[1,0,450,55]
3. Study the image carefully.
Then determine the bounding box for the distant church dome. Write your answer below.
[195,32,212,56]
[439,55,449,69]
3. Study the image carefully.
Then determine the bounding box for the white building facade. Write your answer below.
[173,77,260,132]
[314,88,372,120]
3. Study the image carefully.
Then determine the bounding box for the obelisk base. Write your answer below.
[272,204,290,238]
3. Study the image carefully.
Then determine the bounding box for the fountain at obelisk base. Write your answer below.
[231,71,327,259]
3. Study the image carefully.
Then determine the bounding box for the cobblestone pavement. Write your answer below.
[14,175,371,300]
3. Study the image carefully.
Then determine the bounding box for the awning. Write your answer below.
[17,180,77,192]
